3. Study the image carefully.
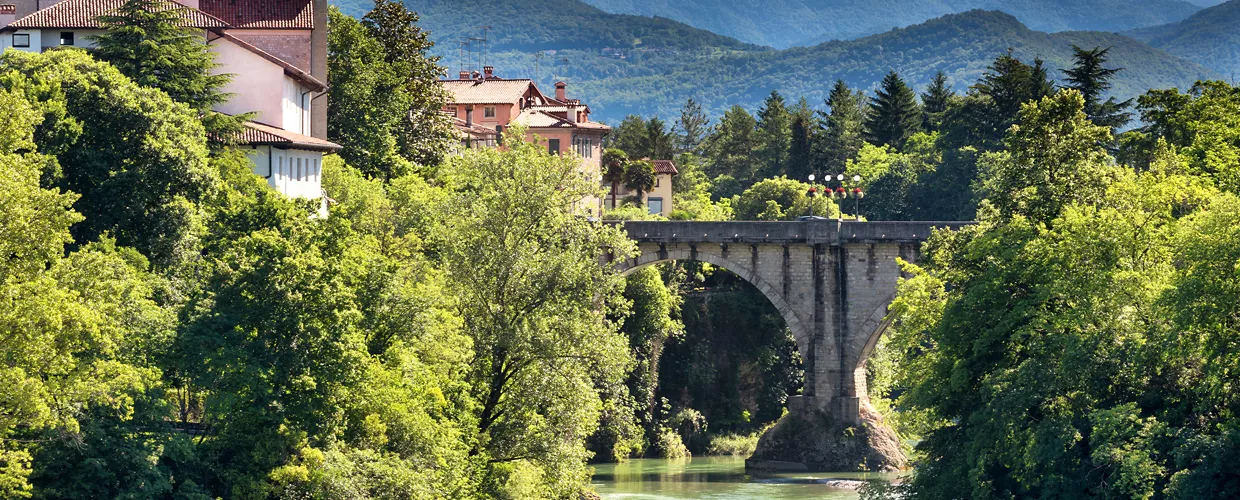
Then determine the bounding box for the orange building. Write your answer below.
[440,67,611,213]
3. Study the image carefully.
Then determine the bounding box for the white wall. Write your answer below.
[212,37,286,127]
[0,29,39,51]
[247,146,324,199]
[281,76,311,134]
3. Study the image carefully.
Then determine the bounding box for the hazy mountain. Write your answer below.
[331,0,760,51]
[479,10,1216,121]
[1126,0,1240,79]
[581,0,1202,48]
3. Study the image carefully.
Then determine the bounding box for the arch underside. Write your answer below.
[616,249,812,361]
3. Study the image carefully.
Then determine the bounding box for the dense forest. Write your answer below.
[581,0,1203,48]
[5,0,1240,498]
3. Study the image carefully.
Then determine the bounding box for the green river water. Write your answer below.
[591,457,897,500]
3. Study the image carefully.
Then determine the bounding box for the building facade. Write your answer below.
[0,0,339,200]
[440,67,612,214]
[602,159,677,217]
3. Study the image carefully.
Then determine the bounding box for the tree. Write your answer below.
[434,130,636,497]
[602,147,629,209]
[0,49,218,269]
[976,90,1118,224]
[704,105,758,183]
[643,117,676,161]
[732,177,839,221]
[1062,45,1132,130]
[361,0,455,167]
[864,71,922,150]
[624,159,659,208]
[91,0,241,137]
[972,52,1056,139]
[920,71,955,131]
[675,98,710,154]
[608,115,650,157]
[756,90,791,178]
[787,113,814,181]
[816,80,866,175]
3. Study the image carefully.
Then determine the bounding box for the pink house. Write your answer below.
[440,67,611,213]
[0,0,340,201]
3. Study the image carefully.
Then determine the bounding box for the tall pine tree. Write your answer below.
[1063,45,1132,130]
[921,71,955,131]
[815,80,865,175]
[756,91,792,179]
[787,113,814,181]
[864,71,922,150]
[675,98,710,155]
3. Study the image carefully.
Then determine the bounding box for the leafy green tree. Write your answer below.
[1126,81,1240,192]
[1063,45,1132,130]
[865,71,923,150]
[0,49,217,269]
[976,90,1118,224]
[920,71,955,131]
[608,115,650,157]
[361,0,455,167]
[675,98,710,154]
[756,90,791,178]
[732,176,839,220]
[602,147,630,209]
[91,0,243,138]
[433,130,636,497]
[624,158,658,208]
[816,80,866,175]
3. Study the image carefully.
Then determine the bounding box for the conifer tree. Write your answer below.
[787,113,814,181]
[756,90,791,178]
[815,80,865,175]
[642,117,676,160]
[675,98,710,154]
[92,0,242,137]
[704,105,758,182]
[1063,45,1132,129]
[864,71,922,150]
[921,71,955,131]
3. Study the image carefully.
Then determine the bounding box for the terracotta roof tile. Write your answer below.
[199,0,313,29]
[239,121,340,152]
[651,160,678,175]
[513,109,610,131]
[440,78,540,105]
[7,0,227,29]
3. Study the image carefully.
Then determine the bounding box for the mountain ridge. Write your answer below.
[1125,0,1240,79]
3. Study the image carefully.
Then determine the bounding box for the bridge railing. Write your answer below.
[604,220,974,244]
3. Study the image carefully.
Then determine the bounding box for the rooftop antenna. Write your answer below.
[457,39,469,76]
[477,26,491,69]
[468,36,486,75]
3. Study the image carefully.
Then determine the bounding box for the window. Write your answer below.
[548,139,560,155]
[296,158,303,180]
[484,106,496,118]
[495,125,504,146]
[446,106,457,115]
[647,197,663,215]
[12,34,30,48]
[573,136,592,158]
[278,156,284,179]
[655,177,660,187]
[60,31,74,46]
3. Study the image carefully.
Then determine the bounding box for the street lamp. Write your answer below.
[828,174,865,220]
[807,174,817,217]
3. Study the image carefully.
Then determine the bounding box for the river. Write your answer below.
[591,457,897,499]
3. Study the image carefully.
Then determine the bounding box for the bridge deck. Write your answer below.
[607,220,974,244]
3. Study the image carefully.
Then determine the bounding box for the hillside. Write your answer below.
[1126,0,1240,79]
[471,10,1216,121]
[331,0,761,51]
[582,0,1203,48]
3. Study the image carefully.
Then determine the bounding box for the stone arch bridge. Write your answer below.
[607,220,972,470]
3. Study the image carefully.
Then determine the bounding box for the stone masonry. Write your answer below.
[609,220,971,425]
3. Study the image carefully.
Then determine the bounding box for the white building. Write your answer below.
[0,0,339,200]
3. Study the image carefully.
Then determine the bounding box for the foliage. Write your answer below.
[732,177,840,221]
[623,159,658,207]
[1062,45,1133,130]
[1126,0,1240,82]
[864,71,923,150]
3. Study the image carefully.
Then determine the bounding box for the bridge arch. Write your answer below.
[615,247,812,361]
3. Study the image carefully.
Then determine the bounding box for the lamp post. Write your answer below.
[828,174,865,220]
[807,174,817,218]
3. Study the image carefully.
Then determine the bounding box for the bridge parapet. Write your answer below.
[607,220,973,245]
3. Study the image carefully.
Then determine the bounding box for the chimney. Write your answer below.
[471,70,481,80]
[459,71,470,80]
[483,66,494,79]
[555,81,567,102]
[0,4,14,28]
[566,99,578,124]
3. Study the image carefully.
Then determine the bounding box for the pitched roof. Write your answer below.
[450,115,498,139]
[199,0,313,29]
[240,121,340,152]
[210,31,324,90]
[512,109,610,131]
[441,78,539,105]
[651,160,679,175]
[6,0,228,29]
